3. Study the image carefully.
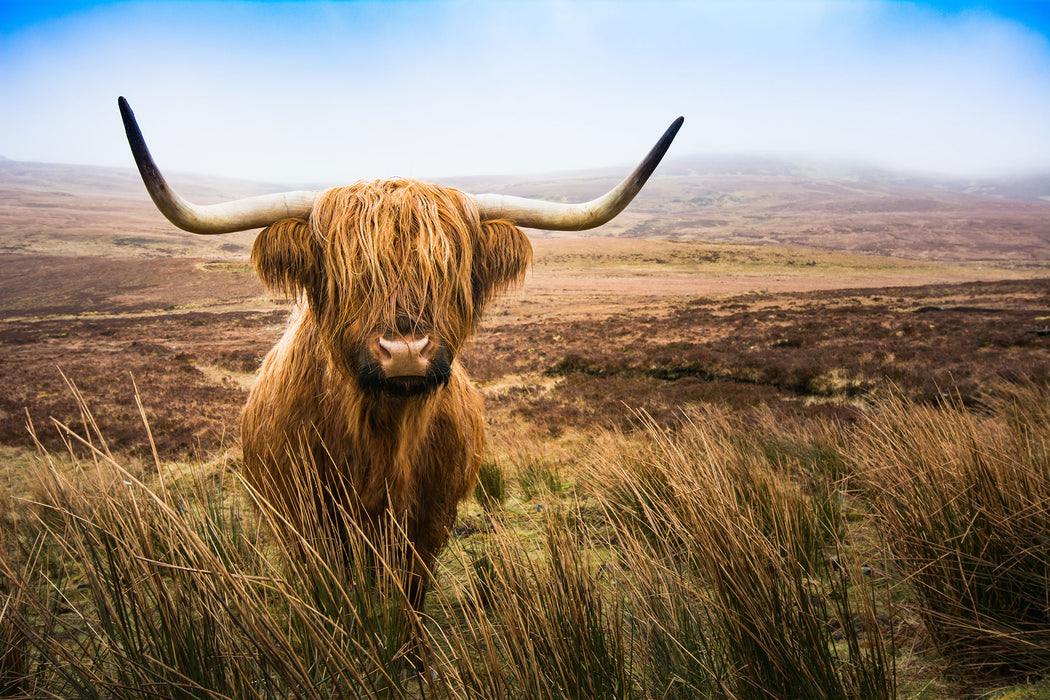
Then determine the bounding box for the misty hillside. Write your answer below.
[672,156,1050,203]
[446,155,1050,203]
[0,158,296,201]
[2,156,1049,264]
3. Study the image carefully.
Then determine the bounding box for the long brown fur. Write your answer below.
[242,179,531,621]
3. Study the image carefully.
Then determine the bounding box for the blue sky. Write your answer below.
[2,1,1049,183]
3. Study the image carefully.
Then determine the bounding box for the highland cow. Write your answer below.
[118,96,682,627]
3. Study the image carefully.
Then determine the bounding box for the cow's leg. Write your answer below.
[405,568,428,616]
[397,505,454,679]
[397,547,436,677]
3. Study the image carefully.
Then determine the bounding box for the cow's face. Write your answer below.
[252,180,532,398]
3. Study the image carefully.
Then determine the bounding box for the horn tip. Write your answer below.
[118,96,135,126]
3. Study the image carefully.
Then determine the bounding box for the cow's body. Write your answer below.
[241,302,485,590]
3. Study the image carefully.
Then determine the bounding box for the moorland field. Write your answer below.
[1,157,1049,698]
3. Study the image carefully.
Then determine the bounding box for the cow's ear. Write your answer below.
[251,218,321,300]
[472,219,532,313]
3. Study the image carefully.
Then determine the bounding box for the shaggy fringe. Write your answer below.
[314,181,474,350]
[253,179,531,355]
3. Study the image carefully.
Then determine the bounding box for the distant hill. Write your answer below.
[2,156,1049,265]
[0,159,298,260]
[442,156,1050,265]
[667,156,1050,203]
[447,155,1050,202]
[0,158,296,201]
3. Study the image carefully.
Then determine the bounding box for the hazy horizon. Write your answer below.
[5,144,1050,191]
[3,1,1049,183]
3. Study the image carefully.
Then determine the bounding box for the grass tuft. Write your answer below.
[854,385,1050,678]
[514,454,563,499]
[474,458,507,512]
[594,408,894,699]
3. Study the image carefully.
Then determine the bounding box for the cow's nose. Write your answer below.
[376,336,435,377]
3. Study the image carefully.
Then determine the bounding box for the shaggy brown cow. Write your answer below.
[241,179,533,612]
[117,97,682,632]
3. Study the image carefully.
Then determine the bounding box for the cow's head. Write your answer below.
[117,97,682,398]
[252,180,531,397]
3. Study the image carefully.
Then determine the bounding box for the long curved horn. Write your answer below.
[470,116,683,231]
[118,97,319,234]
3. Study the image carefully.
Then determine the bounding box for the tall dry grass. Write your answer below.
[1,401,439,698]
[591,409,893,699]
[444,512,631,699]
[3,382,1049,697]
[852,385,1050,677]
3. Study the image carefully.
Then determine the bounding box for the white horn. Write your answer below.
[470,116,683,231]
[118,97,319,234]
